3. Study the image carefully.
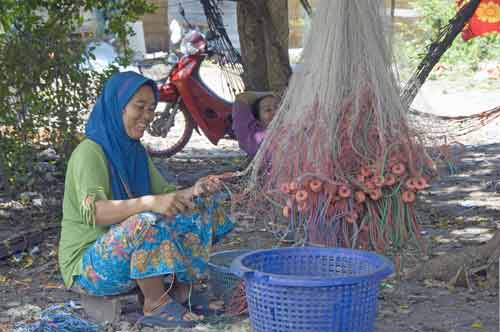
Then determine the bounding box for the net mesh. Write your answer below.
[200,0,245,97]
[228,0,438,253]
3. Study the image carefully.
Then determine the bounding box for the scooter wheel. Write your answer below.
[143,102,194,158]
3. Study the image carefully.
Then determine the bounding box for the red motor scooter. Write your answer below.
[142,30,238,157]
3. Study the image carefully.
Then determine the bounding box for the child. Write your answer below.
[231,91,278,158]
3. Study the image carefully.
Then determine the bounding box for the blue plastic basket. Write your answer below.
[231,247,394,332]
[208,249,251,304]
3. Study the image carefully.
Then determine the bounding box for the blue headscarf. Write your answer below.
[85,71,159,200]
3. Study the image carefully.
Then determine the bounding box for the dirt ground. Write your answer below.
[1,76,500,331]
[1,138,499,331]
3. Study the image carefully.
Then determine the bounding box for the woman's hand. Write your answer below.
[144,192,195,217]
[192,175,223,197]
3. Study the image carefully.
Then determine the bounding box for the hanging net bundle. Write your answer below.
[199,0,245,97]
[233,0,437,253]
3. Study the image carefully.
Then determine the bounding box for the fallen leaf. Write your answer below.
[23,256,34,268]
[477,279,490,289]
[43,282,64,289]
[423,279,447,288]
[438,221,449,228]
[12,278,31,286]
[471,321,483,330]
[399,304,411,315]
[471,219,485,225]
[380,282,394,289]
[430,236,452,244]
[0,275,8,285]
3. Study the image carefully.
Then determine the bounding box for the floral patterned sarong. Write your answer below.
[74,195,233,296]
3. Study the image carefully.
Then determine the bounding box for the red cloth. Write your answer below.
[458,0,500,41]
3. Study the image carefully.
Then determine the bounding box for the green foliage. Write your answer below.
[0,135,33,191]
[395,0,500,81]
[0,0,156,193]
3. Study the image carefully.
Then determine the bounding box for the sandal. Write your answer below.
[168,277,223,316]
[184,292,224,316]
[137,301,198,328]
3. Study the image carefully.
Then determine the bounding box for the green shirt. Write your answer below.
[58,139,176,288]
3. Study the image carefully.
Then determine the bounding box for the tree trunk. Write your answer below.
[237,0,291,92]
[411,230,500,288]
[263,0,291,92]
[236,0,268,91]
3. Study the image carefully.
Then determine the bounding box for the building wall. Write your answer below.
[169,0,239,49]
[142,0,169,52]
[79,9,98,39]
[78,0,410,54]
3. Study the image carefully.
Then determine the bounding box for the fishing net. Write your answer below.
[400,0,496,174]
[219,0,498,314]
[13,304,98,332]
[199,0,245,97]
[229,0,437,254]
[411,106,500,142]
[401,0,481,106]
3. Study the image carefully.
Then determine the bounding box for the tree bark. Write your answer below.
[237,0,291,92]
[412,230,500,288]
[236,0,268,91]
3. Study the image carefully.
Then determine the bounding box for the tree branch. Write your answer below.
[401,0,481,106]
